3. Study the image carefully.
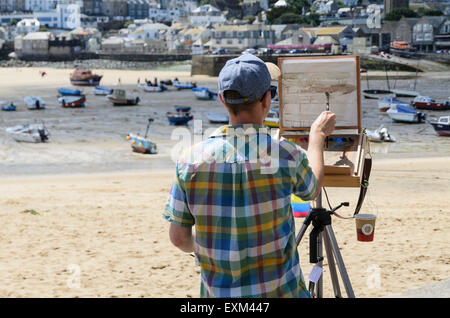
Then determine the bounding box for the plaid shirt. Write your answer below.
[163,124,317,298]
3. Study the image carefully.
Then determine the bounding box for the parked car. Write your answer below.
[212,48,232,55]
[301,47,312,53]
[241,48,257,55]
[289,49,302,54]
[274,49,288,54]
[257,48,274,55]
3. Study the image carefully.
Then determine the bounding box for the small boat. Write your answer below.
[386,104,427,123]
[362,89,395,100]
[70,69,102,86]
[264,109,279,128]
[166,106,193,125]
[126,118,158,154]
[206,113,229,124]
[137,83,166,92]
[107,89,140,106]
[366,126,396,142]
[1,101,17,111]
[392,89,420,98]
[24,96,45,110]
[6,124,50,143]
[378,97,409,112]
[412,96,450,111]
[173,80,197,90]
[93,86,113,96]
[58,95,86,108]
[58,88,82,96]
[430,116,450,136]
[193,87,218,100]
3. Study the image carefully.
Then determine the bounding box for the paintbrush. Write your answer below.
[325,92,330,149]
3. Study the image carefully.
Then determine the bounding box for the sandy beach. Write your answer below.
[0,66,449,297]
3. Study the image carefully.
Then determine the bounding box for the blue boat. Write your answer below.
[58,88,82,96]
[173,80,196,90]
[166,107,193,125]
[1,102,16,111]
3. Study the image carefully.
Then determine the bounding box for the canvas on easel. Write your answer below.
[278,55,368,188]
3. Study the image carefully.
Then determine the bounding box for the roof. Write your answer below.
[314,35,338,45]
[301,26,349,36]
[23,32,50,40]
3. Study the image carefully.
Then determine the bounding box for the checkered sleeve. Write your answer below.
[293,149,318,201]
[162,163,195,228]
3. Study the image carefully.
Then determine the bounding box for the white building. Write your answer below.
[25,0,60,12]
[16,18,40,34]
[189,5,226,26]
[312,0,338,15]
[128,23,169,41]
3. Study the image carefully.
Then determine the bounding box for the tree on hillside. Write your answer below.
[420,9,443,16]
[384,8,419,21]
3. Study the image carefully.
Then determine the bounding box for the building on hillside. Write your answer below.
[189,4,226,26]
[102,0,128,18]
[127,22,169,41]
[412,15,447,52]
[211,24,275,51]
[16,18,40,34]
[434,19,450,51]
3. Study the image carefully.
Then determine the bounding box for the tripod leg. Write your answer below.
[325,225,355,298]
[323,229,342,298]
[316,232,323,298]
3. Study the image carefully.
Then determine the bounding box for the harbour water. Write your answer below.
[0,66,449,177]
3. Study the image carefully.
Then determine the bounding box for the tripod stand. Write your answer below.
[296,190,355,298]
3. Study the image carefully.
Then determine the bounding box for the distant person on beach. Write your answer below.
[163,54,336,298]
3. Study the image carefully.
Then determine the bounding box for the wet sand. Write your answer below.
[0,66,449,297]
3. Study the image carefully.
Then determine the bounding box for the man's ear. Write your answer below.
[262,91,271,111]
[219,92,226,106]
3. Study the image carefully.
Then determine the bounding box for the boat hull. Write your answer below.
[430,123,450,136]
[127,134,157,154]
[59,95,86,108]
[70,76,102,86]
[6,124,49,143]
[392,89,419,98]
[413,102,450,111]
[363,89,395,99]
[108,97,140,106]
[166,112,193,125]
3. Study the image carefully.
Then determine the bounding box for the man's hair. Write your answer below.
[222,90,267,116]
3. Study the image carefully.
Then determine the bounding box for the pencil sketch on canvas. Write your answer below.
[280,57,359,129]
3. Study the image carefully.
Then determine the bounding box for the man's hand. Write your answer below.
[310,111,336,140]
[307,111,336,197]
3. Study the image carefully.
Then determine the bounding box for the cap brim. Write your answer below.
[265,62,281,81]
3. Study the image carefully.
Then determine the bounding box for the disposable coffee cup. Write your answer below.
[355,214,376,242]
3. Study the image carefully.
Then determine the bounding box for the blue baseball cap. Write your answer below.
[219,54,274,105]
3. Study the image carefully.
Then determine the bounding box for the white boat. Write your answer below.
[263,109,279,128]
[392,89,420,98]
[193,87,218,101]
[366,126,396,142]
[24,96,45,110]
[206,113,229,124]
[386,104,427,123]
[137,84,165,92]
[6,124,50,143]
[377,97,409,112]
[93,86,113,96]
[362,89,395,100]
